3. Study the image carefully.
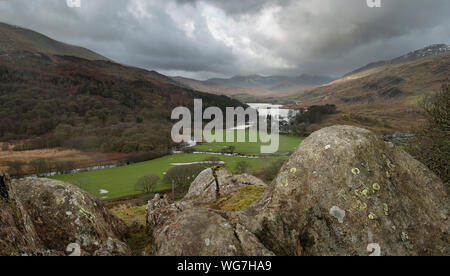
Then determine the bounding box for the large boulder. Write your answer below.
[0,175,131,256]
[0,173,46,255]
[150,207,273,256]
[146,171,273,256]
[183,167,266,205]
[241,125,449,256]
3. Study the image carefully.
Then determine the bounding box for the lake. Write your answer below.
[247,103,299,122]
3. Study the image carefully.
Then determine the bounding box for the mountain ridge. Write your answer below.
[205,73,334,91]
[172,73,335,98]
[0,22,245,155]
[0,22,109,61]
[288,45,450,132]
[345,44,450,77]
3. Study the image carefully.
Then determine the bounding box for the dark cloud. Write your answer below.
[0,0,449,79]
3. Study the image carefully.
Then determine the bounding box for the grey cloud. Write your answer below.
[0,0,449,78]
[177,0,294,15]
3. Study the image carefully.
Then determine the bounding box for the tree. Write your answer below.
[235,161,251,174]
[7,161,24,177]
[54,160,75,175]
[422,83,450,132]
[29,158,49,176]
[407,84,449,188]
[134,175,160,194]
[163,165,205,192]
[1,142,9,151]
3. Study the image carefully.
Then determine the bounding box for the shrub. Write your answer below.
[134,175,160,194]
[257,159,286,182]
[163,165,205,193]
[221,146,235,154]
[407,84,449,188]
[7,161,25,177]
[29,159,49,176]
[235,161,251,174]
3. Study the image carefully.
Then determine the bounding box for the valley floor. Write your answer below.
[49,153,289,199]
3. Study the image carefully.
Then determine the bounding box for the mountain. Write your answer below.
[0,22,245,155]
[0,22,108,61]
[346,44,450,76]
[173,74,334,97]
[207,74,333,91]
[289,44,450,132]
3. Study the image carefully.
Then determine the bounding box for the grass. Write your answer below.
[203,185,266,212]
[50,153,288,199]
[111,205,150,256]
[194,129,304,155]
[111,205,147,226]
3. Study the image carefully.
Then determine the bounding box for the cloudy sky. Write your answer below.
[0,0,449,79]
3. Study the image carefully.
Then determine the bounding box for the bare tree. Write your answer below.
[235,161,251,174]
[163,165,205,193]
[7,161,25,177]
[29,158,49,176]
[134,175,160,194]
[54,160,75,175]
[1,142,9,151]
[408,83,449,187]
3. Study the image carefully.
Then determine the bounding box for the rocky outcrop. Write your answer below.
[146,172,273,256]
[0,175,131,256]
[146,125,449,256]
[183,167,266,205]
[242,125,449,256]
[0,173,45,255]
[152,208,273,256]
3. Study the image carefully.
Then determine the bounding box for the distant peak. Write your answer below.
[345,43,450,77]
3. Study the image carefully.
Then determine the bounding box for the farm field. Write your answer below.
[195,129,304,155]
[49,153,289,199]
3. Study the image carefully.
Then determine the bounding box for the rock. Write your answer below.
[242,125,449,256]
[146,198,192,238]
[147,194,170,212]
[183,168,266,205]
[0,171,9,198]
[146,169,273,256]
[151,208,274,256]
[0,174,46,256]
[0,176,131,256]
[183,168,220,204]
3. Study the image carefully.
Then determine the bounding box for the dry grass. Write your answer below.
[0,147,125,174]
[111,205,147,227]
[286,53,449,133]
[203,185,266,212]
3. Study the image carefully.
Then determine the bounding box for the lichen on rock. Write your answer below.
[240,125,449,256]
[0,176,131,256]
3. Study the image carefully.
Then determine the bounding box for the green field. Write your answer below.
[49,153,289,199]
[195,129,304,155]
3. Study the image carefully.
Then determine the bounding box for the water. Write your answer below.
[247,103,299,122]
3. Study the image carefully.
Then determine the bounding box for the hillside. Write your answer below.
[173,74,334,98]
[345,44,450,76]
[289,45,450,132]
[0,22,245,158]
[0,22,108,61]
